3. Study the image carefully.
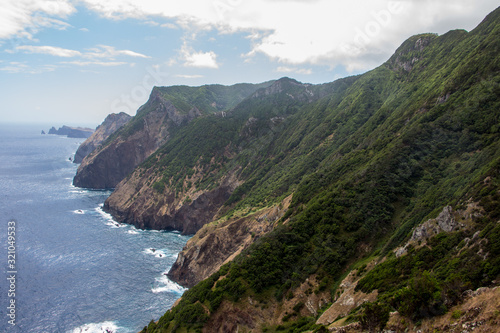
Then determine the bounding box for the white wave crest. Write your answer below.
[95,206,124,228]
[152,275,186,294]
[143,248,168,258]
[67,320,120,333]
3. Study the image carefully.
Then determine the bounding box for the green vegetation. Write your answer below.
[134,7,500,332]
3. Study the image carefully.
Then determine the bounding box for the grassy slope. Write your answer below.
[141,7,500,332]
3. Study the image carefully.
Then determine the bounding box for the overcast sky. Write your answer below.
[1,0,498,126]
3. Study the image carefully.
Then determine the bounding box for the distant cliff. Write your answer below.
[72,81,273,189]
[73,112,132,164]
[48,125,94,138]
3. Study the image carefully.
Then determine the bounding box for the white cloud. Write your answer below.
[77,0,499,72]
[161,23,178,29]
[0,0,75,39]
[79,27,89,32]
[180,43,219,68]
[0,61,56,74]
[276,66,312,75]
[175,74,204,79]
[84,45,151,59]
[62,60,128,66]
[12,44,149,61]
[1,0,498,73]
[16,45,81,57]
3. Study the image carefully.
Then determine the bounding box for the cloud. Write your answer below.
[175,74,204,79]
[161,23,178,29]
[180,43,219,68]
[77,0,499,73]
[0,61,56,74]
[0,0,75,39]
[1,0,498,74]
[84,45,151,59]
[12,44,149,61]
[276,66,312,75]
[79,27,89,32]
[62,60,128,66]
[16,45,81,57]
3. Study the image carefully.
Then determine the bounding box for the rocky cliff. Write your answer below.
[101,77,330,233]
[73,88,202,189]
[168,195,293,287]
[73,82,274,189]
[73,112,132,163]
[103,166,240,234]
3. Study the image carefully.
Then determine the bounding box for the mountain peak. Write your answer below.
[387,33,437,72]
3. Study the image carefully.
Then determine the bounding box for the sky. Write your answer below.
[0,0,498,126]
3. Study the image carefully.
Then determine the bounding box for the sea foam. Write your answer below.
[143,248,168,258]
[67,320,120,333]
[152,275,186,294]
[95,206,124,228]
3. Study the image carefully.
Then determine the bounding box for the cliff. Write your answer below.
[168,195,293,287]
[73,112,132,163]
[48,125,94,138]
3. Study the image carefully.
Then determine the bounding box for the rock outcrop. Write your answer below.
[394,202,483,258]
[73,112,131,163]
[73,88,201,189]
[48,125,94,138]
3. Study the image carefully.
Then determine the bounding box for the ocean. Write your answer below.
[0,124,190,333]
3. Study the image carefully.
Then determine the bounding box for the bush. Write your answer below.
[359,302,390,333]
[394,271,446,320]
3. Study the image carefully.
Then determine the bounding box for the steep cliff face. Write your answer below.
[73,112,132,163]
[168,195,293,287]
[103,166,241,234]
[73,88,202,188]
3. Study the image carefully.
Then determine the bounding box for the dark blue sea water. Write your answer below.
[0,124,190,333]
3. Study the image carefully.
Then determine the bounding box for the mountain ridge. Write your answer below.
[136,6,499,332]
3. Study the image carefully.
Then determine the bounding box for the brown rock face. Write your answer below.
[104,179,233,234]
[73,89,201,189]
[103,165,242,235]
[73,112,132,164]
[168,196,292,287]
